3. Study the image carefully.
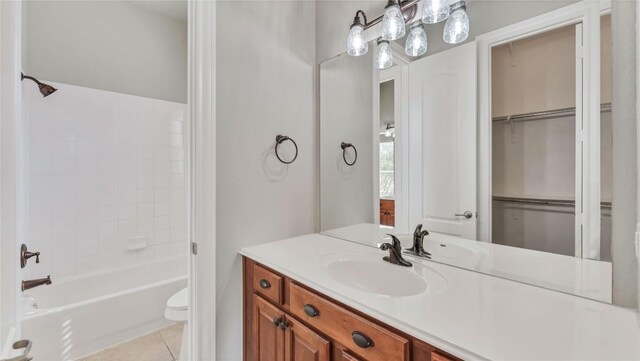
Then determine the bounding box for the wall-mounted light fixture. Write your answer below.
[381,0,406,41]
[346,0,470,65]
[374,39,394,69]
[443,1,470,44]
[405,23,428,56]
[21,73,57,97]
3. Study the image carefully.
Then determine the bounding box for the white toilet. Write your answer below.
[165,287,188,361]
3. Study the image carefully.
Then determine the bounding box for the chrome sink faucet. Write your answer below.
[379,234,412,267]
[404,224,432,258]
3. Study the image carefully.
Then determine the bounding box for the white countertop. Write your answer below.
[240,233,640,361]
[323,223,612,303]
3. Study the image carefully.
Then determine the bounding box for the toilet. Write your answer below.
[165,287,188,361]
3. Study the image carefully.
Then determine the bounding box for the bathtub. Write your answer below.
[21,256,187,361]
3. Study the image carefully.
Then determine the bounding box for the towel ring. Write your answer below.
[275,135,298,164]
[341,142,357,166]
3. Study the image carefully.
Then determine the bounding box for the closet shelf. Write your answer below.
[492,196,612,209]
[492,103,612,123]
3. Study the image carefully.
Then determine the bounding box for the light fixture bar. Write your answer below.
[360,0,421,30]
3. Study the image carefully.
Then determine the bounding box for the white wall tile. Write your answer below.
[137,175,154,189]
[136,189,154,204]
[27,227,53,278]
[154,216,170,231]
[99,205,118,222]
[52,226,76,255]
[155,243,172,259]
[154,229,171,245]
[77,256,99,274]
[25,82,187,278]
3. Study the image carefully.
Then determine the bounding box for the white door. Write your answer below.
[409,41,477,239]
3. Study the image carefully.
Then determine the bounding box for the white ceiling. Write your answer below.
[129,1,187,22]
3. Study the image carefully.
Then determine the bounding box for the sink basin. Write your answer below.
[423,239,484,260]
[321,252,446,297]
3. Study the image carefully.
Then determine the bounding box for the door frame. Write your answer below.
[188,1,217,360]
[373,47,410,233]
[0,1,217,359]
[477,1,609,260]
[0,1,23,356]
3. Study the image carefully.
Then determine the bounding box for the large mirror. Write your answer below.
[320,1,619,303]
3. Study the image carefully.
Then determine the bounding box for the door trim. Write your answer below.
[0,1,217,359]
[375,57,410,234]
[477,1,610,255]
[0,0,22,356]
[188,1,216,360]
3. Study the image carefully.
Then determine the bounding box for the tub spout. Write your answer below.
[22,275,52,291]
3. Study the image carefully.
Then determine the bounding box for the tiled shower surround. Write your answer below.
[23,82,188,279]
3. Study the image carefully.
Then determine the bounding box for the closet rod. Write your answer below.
[492,103,612,123]
[492,196,612,209]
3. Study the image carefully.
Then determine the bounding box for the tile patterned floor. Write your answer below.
[79,323,183,361]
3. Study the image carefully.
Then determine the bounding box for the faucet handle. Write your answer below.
[404,228,432,258]
[20,244,41,269]
[413,224,423,237]
[386,234,402,249]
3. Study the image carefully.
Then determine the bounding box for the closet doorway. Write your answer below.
[489,15,611,261]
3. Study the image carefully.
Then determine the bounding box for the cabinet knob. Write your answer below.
[352,331,374,348]
[303,304,320,317]
[279,320,288,331]
[259,279,271,289]
[273,317,282,327]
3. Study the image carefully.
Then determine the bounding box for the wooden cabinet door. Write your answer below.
[253,295,286,361]
[284,316,330,361]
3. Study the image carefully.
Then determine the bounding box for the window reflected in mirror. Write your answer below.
[379,80,395,227]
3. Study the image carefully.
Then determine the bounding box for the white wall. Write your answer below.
[316,0,578,63]
[320,53,374,231]
[23,1,187,103]
[23,81,188,280]
[216,2,317,360]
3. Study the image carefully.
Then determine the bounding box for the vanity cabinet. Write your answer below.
[253,295,286,360]
[379,199,395,227]
[244,257,460,361]
[253,294,330,361]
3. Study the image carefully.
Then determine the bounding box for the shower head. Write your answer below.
[21,73,57,97]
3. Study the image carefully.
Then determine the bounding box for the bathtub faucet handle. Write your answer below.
[20,244,41,269]
[27,252,40,264]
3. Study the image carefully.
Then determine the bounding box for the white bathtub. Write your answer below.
[21,256,187,361]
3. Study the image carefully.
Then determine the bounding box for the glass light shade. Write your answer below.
[422,0,450,24]
[374,40,393,69]
[381,3,406,41]
[405,24,428,56]
[443,8,469,44]
[347,24,368,56]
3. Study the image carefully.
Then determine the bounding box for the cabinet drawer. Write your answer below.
[432,352,455,361]
[289,282,409,361]
[339,350,362,361]
[253,264,283,304]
